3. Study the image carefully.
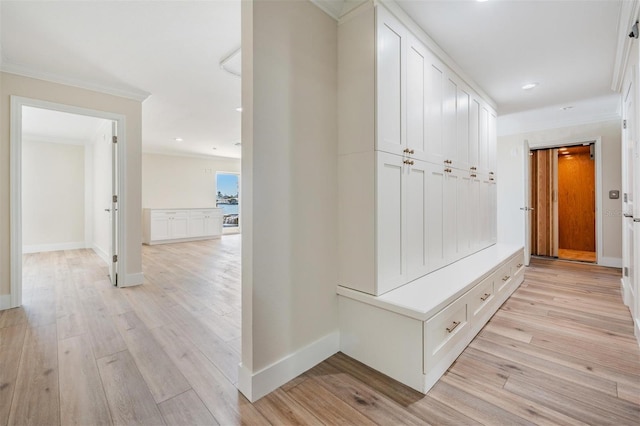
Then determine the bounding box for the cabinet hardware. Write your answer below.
[489,177,495,181]
[502,275,510,281]
[444,159,452,164]
[444,168,452,173]
[409,149,415,154]
[470,166,477,171]
[403,160,415,165]
[446,321,461,333]
[403,148,411,153]
[516,263,523,268]
[470,173,477,178]
[489,171,494,175]
[480,293,490,301]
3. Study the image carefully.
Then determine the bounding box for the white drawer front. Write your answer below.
[467,276,494,319]
[424,297,468,371]
[494,264,512,294]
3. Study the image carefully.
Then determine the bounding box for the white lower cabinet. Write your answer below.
[143,208,223,245]
[339,245,525,394]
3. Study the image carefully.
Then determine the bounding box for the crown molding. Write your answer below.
[1,61,151,102]
[612,0,640,92]
[310,0,367,20]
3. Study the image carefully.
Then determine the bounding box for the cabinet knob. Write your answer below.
[444,159,452,164]
[470,166,477,171]
[409,149,415,154]
[470,173,477,178]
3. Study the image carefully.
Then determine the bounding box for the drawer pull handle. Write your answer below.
[480,293,490,301]
[446,321,461,333]
[516,263,523,268]
[502,275,510,281]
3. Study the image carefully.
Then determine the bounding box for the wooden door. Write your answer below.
[530,149,558,257]
[557,145,595,252]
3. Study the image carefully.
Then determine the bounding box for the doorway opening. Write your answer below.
[216,172,240,234]
[10,96,126,308]
[530,143,596,263]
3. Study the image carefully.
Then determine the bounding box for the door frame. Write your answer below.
[527,136,603,265]
[9,96,127,308]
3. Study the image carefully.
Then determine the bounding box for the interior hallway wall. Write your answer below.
[240,0,338,401]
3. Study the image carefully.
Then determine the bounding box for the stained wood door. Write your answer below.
[557,145,595,252]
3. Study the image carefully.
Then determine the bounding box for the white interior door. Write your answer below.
[109,121,118,285]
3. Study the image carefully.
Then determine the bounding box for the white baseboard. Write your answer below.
[237,330,339,402]
[23,241,87,254]
[635,318,640,349]
[599,256,622,268]
[0,294,12,310]
[92,244,109,265]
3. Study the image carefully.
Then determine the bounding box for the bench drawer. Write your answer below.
[424,297,468,372]
[467,276,495,319]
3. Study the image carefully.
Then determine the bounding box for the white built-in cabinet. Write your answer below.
[338,3,497,296]
[337,1,518,396]
[142,208,222,245]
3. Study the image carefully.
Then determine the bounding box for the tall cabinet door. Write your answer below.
[442,76,458,167]
[376,152,406,294]
[457,171,472,257]
[406,35,427,161]
[468,98,480,172]
[406,159,429,281]
[426,163,446,271]
[443,167,460,262]
[376,6,406,156]
[425,60,445,164]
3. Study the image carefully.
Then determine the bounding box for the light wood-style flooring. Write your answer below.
[557,248,597,263]
[1,236,638,425]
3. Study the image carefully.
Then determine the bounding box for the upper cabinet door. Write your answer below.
[488,111,497,173]
[376,7,406,156]
[425,60,445,164]
[442,76,458,167]
[406,35,428,162]
[478,105,489,173]
[468,98,480,171]
[456,87,470,170]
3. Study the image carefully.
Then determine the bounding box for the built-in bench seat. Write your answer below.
[337,243,525,393]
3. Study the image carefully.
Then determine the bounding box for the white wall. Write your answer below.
[498,119,622,264]
[22,139,85,250]
[142,153,240,209]
[240,0,338,401]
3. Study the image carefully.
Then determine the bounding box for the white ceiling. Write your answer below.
[1,0,242,159]
[395,0,622,116]
[1,0,625,154]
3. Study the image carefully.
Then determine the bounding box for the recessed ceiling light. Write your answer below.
[521,82,538,90]
[174,137,183,142]
[236,107,243,112]
[560,106,574,111]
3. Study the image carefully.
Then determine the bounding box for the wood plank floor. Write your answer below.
[1,237,638,425]
[557,248,597,263]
